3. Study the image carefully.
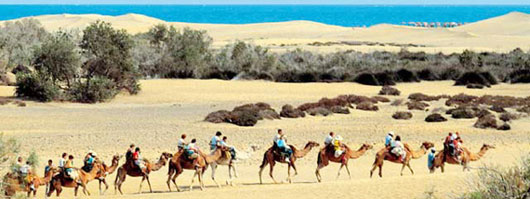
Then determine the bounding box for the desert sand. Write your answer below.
[3,12,530,53]
[1,79,529,199]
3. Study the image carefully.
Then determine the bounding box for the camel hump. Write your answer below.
[143,159,151,164]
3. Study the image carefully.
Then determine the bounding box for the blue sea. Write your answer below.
[1,5,529,27]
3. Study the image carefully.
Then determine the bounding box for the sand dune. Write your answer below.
[3,12,530,53]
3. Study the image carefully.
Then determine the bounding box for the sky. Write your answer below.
[0,0,529,5]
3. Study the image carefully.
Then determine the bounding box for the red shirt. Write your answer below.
[133,151,139,160]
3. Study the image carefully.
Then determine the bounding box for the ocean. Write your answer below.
[0,5,529,27]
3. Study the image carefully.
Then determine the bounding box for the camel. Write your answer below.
[97,154,122,195]
[114,152,172,195]
[166,146,228,192]
[431,144,495,173]
[370,141,434,178]
[3,167,57,198]
[47,161,104,197]
[315,143,373,182]
[209,149,238,187]
[259,141,320,184]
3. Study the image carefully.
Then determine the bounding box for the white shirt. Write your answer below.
[273,134,281,143]
[324,135,334,145]
[452,134,458,140]
[58,158,66,167]
[20,165,30,174]
[394,140,404,149]
[177,138,186,148]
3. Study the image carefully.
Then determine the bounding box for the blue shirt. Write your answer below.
[385,135,393,147]
[210,136,220,150]
[87,156,94,164]
[428,153,436,168]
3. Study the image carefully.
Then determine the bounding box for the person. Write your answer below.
[276,134,292,163]
[58,153,67,171]
[210,131,222,152]
[324,132,335,146]
[332,135,344,158]
[20,161,34,191]
[82,152,95,172]
[13,157,23,173]
[177,134,187,151]
[126,144,135,162]
[132,147,145,171]
[44,159,53,193]
[44,159,53,175]
[385,131,395,148]
[220,136,237,160]
[186,139,200,167]
[444,133,454,155]
[64,155,77,180]
[391,136,405,162]
[427,148,436,170]
[273,129,283,148]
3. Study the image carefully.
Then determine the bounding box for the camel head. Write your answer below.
[305,141,320,149]
[481,144,495,150]
[421,141,435,150]
[112,154,122,164]
[160,152,173,164]
[361,143,374,150]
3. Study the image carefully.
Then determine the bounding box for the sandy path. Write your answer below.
[0,79,529,198]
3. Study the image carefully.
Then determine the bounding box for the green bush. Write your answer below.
[15,72,60,102]
[68,76,118,103]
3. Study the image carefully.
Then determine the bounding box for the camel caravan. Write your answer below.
[2,129,493,198]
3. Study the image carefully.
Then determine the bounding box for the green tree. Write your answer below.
[33,31,81,87]
[80,21,140,95]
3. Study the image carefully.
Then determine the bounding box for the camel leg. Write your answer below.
[441,163,445,173]
[138,176,145,194]
[172,169,183,192]
[117,173,125,195]
[270,162,278,184]
[190,170,198,191]
[103,179,109,195]
[337,164,344,180]
[315,163,325,183]
[258,161,268,184]
[232,164,238,178]
[345,163,352,180]
[291,162,298,176]
[400,163,406,176]
[198,169,204,191]
[287,164,292,183]
[167,168,174,192]
[211,164,220,188]
[75,185,79,197]
[146,175,153,193]
[407,163,414,175]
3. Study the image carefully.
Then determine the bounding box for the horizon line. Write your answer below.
[0,4,530,6]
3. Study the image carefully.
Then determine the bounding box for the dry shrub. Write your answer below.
[280,104,305,118]
[391,99,404,106]
[466,84,484,89]
[297,102,320,112]
[499,112,520,122]
[509,69,530,83]
[13,100,26,107]
[408,93,441,102]
[0,97,12,105]
[455,71,496,87]
[371,96,390,103]
[379,85,400,96]
[329,106,350,114]
[445,93,478,106]
[392,111,412,120]
[431,107,446,113]
[259,109,281,120]
[204,110,231,123]
[374,72,396,85]
[497,123,511,131]
[394,69,419,82]
[517,106,530,114]
[475,95,530,108]
[354,73,380,86]
[406,100,429,110]
[229,110,259,126]
[343,95,377,104]
[474,114,498,129]
[417,68,439,81]
[450,107,476,119]
[307,107,332,116]
[356,101,379,111]
[425,113,447,122]
[489,105,506,113]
